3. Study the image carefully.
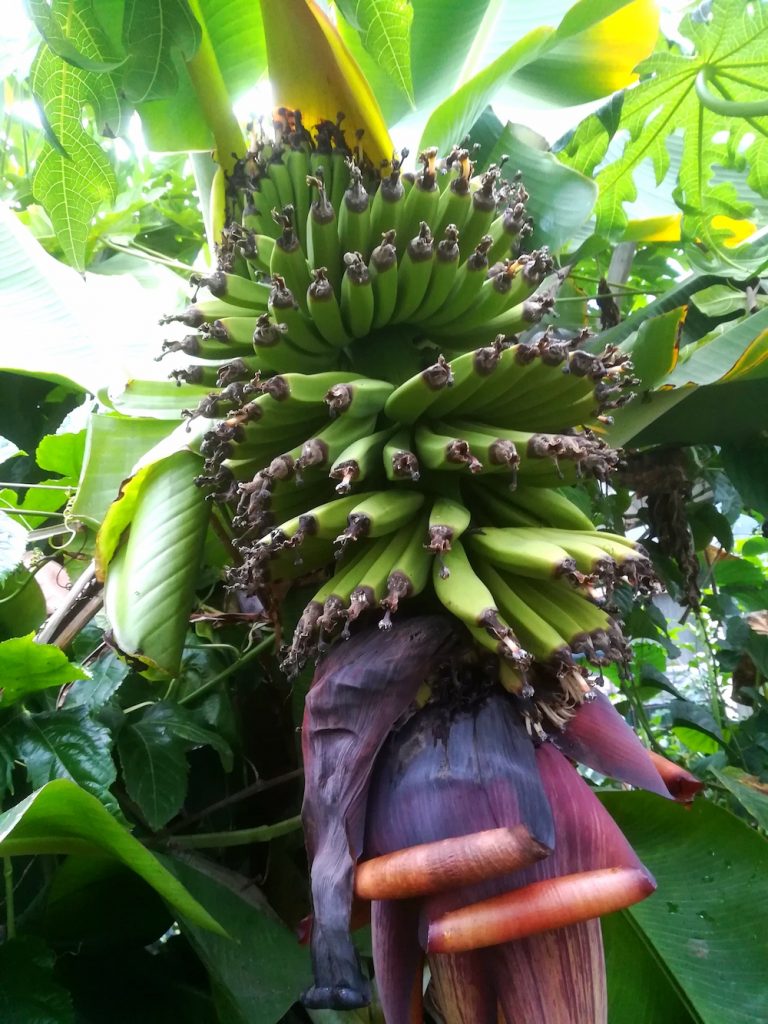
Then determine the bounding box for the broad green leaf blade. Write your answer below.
[36,430,86,478]
[631,378,768,447]
[121,0,201,102]
[510,0,658,106]
[102,451,210,676]
[63,650,129,710]
[720,442,768,517]
[104,379,212,418]
[118,715,189,830]
[603,911,697,1024]
[71,413,177,528]
[622,307,685,390]
[664,307,768,388]
[0,205,183,393]
[602,793,768,1024]
[9,706,117,806]
[710,767,768,831]
[418,26,553,155]
[29,1,124,270]
[0,569,47,643]
[0,937,75,1024]
[595,274,723,349]
[164,854,312,1021]
[485,122,597,251]
[336,0,415,104]
[0,634,88,707]
[0,779,224,933]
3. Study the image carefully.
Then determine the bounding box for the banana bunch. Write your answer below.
[158,109,647,718]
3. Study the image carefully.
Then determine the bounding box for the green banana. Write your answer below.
[335,489,426,549]
[392,222,435,323]
[383,427,421,482]
[432,540,529,669]
[346,523,414,626]
[477,558,572,666]
[285,146,310,251]
[294,413,378,479]
[160,299,249,328]
[426,341,505,418]
[340,253,375,338]
[383,355,454,424]
[420,236,493,328]
[433,149,472,240]
[253,313,334,374]
[458,168,500,257]
[265,492,378,551]
[306,175,342,295]
[269,209,312,312]
[380,514,433,625]
[409,225,460,323]
[324,378,394,418]
[307,268,352,348]
[328,426,395,494]
[338,165,372,259]
[269,277,334,355]
[194,271,270,310]
[507,485,595,531]
[427,496,472,580]
[369,231,399,329]
[398,147,440,258]
[502,527,617,578]
[368,154,406,242]
[467,527,579,581]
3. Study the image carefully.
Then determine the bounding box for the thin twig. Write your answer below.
[165,768,304,834]
[177,632,274,706]
[162,814,302,850]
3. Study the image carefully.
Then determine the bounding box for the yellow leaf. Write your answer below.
[711,215,758,249]
[623,213,682,242]
[260,0,393,166]
[574,0,660,93]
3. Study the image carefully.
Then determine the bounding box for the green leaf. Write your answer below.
[0,779,225,933]
[336,0,414,103]
[25,0,126,73]
[0,634,88,707]
[29,1,125,270]
[418,25,554,155]
[121,0,201,102]
[484,121,597,251]
[36,430,86,478]
[63,650,129,710]
[0,569,47,642]
[118,712,189,830]
[603,911,696,1024]
[137,0,265,151]
[102,451,211,676]
[603,793,768,1024]
[664,308,768,388]
[667,699,723,744]
[0,509,28,585]
[9,705,117,805]
[560,0,768,267]
[720,442,768,517]
[713,558,766,592]
[142,700,233,769]
[710,767,768,831]
[104,379,212,419]
[163,854,312,1022]
[0,936,75,1024]
[71,413,178,528]
[623,307,685,390]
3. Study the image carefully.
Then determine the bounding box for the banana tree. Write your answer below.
[1,1,768,1022]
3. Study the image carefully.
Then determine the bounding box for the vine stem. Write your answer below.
[165,814,302,849]
[177,632,275,706]
[4,857,15,940]
[695,66,768,117]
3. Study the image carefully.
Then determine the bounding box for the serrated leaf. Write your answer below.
[0,634,88,707]
[560,0,768,268]
[121,0,201,102]
[0,779,225,933]
[10,704,117,809]
[0,509,28,586]
[63,650,129,710]
[336,0,414,104]
[29,1,126,270]
[102,451,210,676]
[25,0,126,73]
[118,712,189,830]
